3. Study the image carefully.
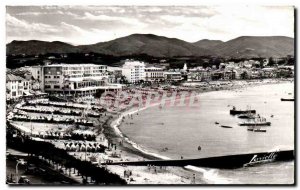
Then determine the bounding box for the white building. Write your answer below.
[187,67,211,82]
[163,72,183,82]
[122,60,145,83]
[28,63,121,96]
[145,67,164,82]
[6,74,31,99]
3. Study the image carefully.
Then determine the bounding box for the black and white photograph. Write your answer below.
[5,4,295,185]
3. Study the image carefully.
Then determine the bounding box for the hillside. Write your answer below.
[7,34,213,57]
[78,34,213,57]
[193,39,223,49]
[7,40,80,55]
[213,36,294,58]
[6,35,294,58]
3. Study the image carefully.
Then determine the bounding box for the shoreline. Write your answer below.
[105,78,294,161]
[101,78,294,184]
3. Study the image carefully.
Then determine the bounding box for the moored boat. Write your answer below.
[281,98,294,101]
[238,112,255,119]
[254,129,267,132]
[220,125,233,128]
[240,116,271,126]
[247,126,267,132]
[230,106,256,115]
[240,122,271,126]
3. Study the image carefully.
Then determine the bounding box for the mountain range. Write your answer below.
[7,34,294,58]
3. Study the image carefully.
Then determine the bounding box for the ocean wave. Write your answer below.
[184,165,235,184]
[123,137,171,160]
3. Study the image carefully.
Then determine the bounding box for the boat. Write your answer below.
[254,129,267,132]
[220,125,233,128]
[230,106,256,115]
[281,98,294,101]
[247,126,267,132]
[215,122,219,125]
[240,117,271,126]
[238,112,255,119]
[240,121,271,126]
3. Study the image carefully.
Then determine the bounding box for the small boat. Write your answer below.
[254,129,267,132]
[240,122,271,126]
[240,116,271,126]
[220,125,233,128]
[247,126,267,132]
[230,106,256,115]
[281,98,294,101]
[215,122,219,125]
[238,112,255,119]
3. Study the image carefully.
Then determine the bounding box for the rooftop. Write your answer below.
[6,74,26,81]
[44,63,107,67]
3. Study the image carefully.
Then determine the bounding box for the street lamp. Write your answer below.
[16,159,26,184]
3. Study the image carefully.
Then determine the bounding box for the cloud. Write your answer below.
[6,13,59,34]
[81,12,147,28]
[15,10,78,17]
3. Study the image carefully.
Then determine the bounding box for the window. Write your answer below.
[45,85,51,89]
[12,91,16,97]
[54,85,60,89]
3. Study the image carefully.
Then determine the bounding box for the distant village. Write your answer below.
[6,54,294,100]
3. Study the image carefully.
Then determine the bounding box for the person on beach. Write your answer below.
[191,174,196,184]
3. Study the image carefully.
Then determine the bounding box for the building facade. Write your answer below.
[6,74,31,99]
[28,64,121,96]
[122,60,145,83]
[145,67,164,83]
[163,72,182,82]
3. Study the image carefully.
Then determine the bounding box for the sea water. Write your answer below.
[119,82,294,184]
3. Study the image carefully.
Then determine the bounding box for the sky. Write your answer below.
[6,5,294,45]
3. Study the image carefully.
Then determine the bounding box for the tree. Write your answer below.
[240,71,248,80]
[268,57,275,66]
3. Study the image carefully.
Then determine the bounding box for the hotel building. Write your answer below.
[29,64,121,96]
[145,67,164,83]
[122,60,145,83]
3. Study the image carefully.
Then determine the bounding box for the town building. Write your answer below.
[163,71,183,82]
[6,74,31,99]
[122,60,145,83]
[145,66,164,83]
[187,67,211,82]
[29,63,121,96]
